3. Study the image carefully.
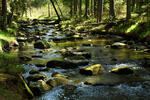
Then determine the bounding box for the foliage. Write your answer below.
[31,0,48,8]
[9,0,29,16]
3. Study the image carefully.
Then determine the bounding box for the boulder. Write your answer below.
[63,51,91,59]
[26,74,47,82]
[35,64,45,67]
[9,40,19,47]
[17,37,28,42]
[111,42,127,49]
[51,72,68,78]
[46,77,69,87]
[1,39,10,52]
[29,69,40,74]
[109,67,134,75]
[30,80,52,96]
[46,60,78,69]
[80,64,104,75]
[34,41,50,49]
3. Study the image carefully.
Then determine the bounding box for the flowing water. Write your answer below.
[16,21,150,100]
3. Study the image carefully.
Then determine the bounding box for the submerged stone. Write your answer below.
[80,64,104,75]
[109,67,134,75]
[17,37,28,42]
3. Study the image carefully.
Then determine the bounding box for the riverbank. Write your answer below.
[0,28,32,100]
[60,14,150,43]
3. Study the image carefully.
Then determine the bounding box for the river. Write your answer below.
[15,20,150,100]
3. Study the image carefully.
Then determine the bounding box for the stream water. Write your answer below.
[15,20,150,100]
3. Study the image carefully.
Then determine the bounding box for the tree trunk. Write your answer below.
[136,0,140,11]
[74,0,78,15]
[50,0,61,21]
[55,0,63,18]
[97,0,103,22]
[84,0,89,19]
[131,0,135,11]
[94,0,97,17]
[90,0,93,15]
[0,0,2,15]
[1,0,7,30]
[126,0,131,20]
[79,0,82,18]
[48,2,51,17]
[109,0,115,19]
[70,0,73,17]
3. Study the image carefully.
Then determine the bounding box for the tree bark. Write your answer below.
[1,0,7,30]
[90,0,93,15]
[84,0,89,19]
[136,0,140,11]
[94,0,97,17]
[97,0,103,22]
[79,0,82,18]
[109,0,115,19]
[74,0,78,15]
[48,2,51,17]
[55,0,63,18]
[70,0,73,17]
[126,0,131,20]
[50,0,61,21]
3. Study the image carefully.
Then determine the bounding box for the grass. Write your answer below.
[0,31,16,42]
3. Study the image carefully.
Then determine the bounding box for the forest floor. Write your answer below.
[60,14,150,43]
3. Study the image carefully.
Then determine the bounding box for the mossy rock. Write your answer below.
[34,41,50,49]
[111,42,127,49]
[109,67,134,75]
[46,77,69,87]
[30,80,52,96]
[26,74,47,82]
[51,72,68,78]
[80,64,104,75]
